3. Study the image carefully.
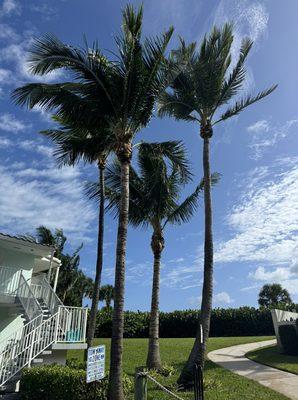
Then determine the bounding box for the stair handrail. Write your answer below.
[0,313,43,387]
[0,312,58,388]
[31,275,63,314]
[14,274,43,320]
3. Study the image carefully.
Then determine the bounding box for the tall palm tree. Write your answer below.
[41,116,115,348]
[88,141,219,370]
[12,5,173,398]
[158,25,277,386]
[99,284,115,310]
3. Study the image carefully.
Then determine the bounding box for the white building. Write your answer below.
[0,232,87,391]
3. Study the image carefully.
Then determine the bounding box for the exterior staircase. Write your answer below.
[0,269,87,396]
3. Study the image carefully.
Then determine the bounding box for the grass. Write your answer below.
[68,336,291,399]
[246,344,298,375]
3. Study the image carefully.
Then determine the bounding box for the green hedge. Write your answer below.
[95,307,274,338]
[20,365,132,400]
[279,324,298,356]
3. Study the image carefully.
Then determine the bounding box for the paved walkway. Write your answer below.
[208,339,298,400]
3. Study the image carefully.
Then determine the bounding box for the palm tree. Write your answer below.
[41,116,114,348]
[88,141,219,370]
[28,226,92,306]
[99,284,115,310]
[158,25,277,386]
[12,5,173,398]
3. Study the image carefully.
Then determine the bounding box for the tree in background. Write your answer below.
[158,24,277,386]
[89,141,219,369]
[34,226,93,307]
[258,283,293,310]
[99,284,115,310]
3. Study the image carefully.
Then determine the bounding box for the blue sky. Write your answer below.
[0,0,297,311]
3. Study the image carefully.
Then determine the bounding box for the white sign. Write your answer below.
[86,345,105,383]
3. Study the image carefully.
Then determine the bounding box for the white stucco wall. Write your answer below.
[271,309,298,349]
[0,247,34,279]
[0,308,25,352]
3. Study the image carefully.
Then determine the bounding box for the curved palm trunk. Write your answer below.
[146,228,164,370]
[108,143,131,400]
[178,128,213,387]
[87,160,106,348]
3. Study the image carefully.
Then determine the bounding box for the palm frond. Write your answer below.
[215,85,278,123]
[215,37,253,109]
[138,141,192,183]
[165,172,221,226]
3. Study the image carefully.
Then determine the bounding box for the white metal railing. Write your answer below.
[56,306,88,343]
[30,275,63,314]
[0,266,21,295]
[0,268,87,388]
[0,313,55,387]
[15,275,43,320]
[0,306,87,387]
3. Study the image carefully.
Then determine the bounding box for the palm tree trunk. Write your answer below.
[108,143,131,400]
[87,160,106,348]
[178,128,213,387]
[146,229,164,370]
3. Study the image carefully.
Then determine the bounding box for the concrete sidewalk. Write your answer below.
[208,339,298,399]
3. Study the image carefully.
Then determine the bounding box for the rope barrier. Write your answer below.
[138,372,185,400]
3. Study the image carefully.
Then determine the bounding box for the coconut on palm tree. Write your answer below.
[12,5,173,398]
[88,141,219,370]
[158,25,277,386]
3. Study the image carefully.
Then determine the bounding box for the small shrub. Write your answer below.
[20,365,132,400]
[148,363,176,378]
[66,358,86,370]
[159,363,176,377]
[279,324,298,356]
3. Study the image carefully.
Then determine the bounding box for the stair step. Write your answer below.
[32,358,43,364]
[42,350,52,355]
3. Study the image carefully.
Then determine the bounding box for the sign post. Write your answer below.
[86,345,106,384]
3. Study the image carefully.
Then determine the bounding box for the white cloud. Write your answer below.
[248,263,298,297]
[18,140,53,157]
[0,0,20,17]
[214,0,269,48]
[214,291,234,304]
[216,158,298,299]
[247,119,270,133]
[30,3,57,21]
[249,266,292,281]
[0,23,19,41]
[0,113,29,132]
[216,160,298,267]
[0,68,11,83]
[189,291,234,307]
[1,41,62,83]
[214,1,269,93]
[247,119,298,159]
[0,163,95,243]
[0,136,11,147]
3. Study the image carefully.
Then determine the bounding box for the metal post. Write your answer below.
[135,367,147,400]
[47,250,55,282]
[53,263,61,293]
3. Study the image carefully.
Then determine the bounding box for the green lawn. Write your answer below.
[69,336,291,399]
[246,344,298,375]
